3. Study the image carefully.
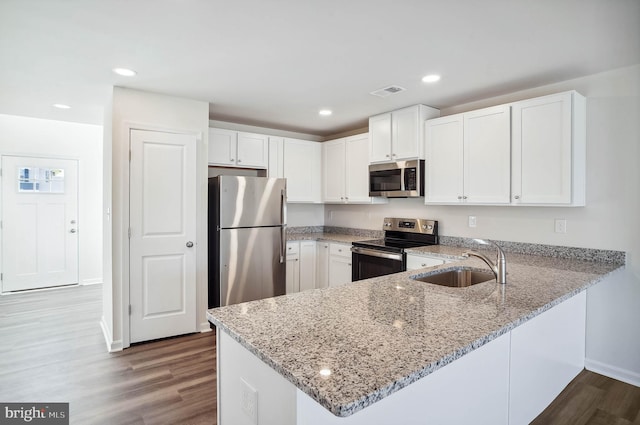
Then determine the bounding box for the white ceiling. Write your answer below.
[1,0,639,137]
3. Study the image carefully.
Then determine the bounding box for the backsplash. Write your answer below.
[288,226,625,264]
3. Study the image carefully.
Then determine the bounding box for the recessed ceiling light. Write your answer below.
[421,74,441,83]
[52,104,71,109]
[113,67,137,77]
[319,109,332,116]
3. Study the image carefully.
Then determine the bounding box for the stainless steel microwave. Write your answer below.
[369,160,425,198]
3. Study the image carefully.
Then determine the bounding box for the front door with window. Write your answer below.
[1,155,79,292]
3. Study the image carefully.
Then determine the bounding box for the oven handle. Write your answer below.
[351,247,404,262]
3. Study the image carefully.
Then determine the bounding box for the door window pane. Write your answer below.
[18,167,65,193]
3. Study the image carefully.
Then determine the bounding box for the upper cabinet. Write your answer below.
[284,138,321,203]
[511,91,586,206]
[425,105,511,204]
[424,91,586,207]
[208,128,268,169]
[268,136,285,178]
[322,133,385,204]
[369,104,440,163]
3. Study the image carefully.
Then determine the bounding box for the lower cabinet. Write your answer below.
[316,242,330,289]
[286,240,317,294]
[328,243,352,287]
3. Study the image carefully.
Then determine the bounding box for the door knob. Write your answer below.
[186,241,194,248]
[70,229,77,233]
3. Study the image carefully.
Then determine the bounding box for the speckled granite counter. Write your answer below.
[286,226,382,244]
[207,249,624,417]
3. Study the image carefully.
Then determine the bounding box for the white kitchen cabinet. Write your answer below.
[299,241,316,292]
[208,128,268,168]
[284,138,321,203]
[511,91,586,206]
[405,254,446,271]
[369,104,440,163]
[285,242,300,294]
[322,133,383,204]
[425,105,511,204]
[316,241,330,289]
[286,241,316,294]
[328,243,352,287]
[268,136,285,178]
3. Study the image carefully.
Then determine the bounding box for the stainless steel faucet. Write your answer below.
[462,239,507,284]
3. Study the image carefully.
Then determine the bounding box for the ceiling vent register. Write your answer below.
[370,85,406,98]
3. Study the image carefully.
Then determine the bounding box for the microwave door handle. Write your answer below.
[400,167,406,192]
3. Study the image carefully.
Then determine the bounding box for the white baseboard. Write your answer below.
[585,358,640,387]
[100,316,123,352]
[199,320,213,333]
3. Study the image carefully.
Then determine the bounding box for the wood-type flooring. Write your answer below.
[1,284,638,424]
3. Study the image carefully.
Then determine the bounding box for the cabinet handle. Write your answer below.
[385,154,390,158]
[237,159,242,163]
[230,158,235,162]
[392,153,397,157]
[514,195,520,200]
[457,195,463,200]
[348,263,352,266]
[463,196,468,200]
[421,263,427,267]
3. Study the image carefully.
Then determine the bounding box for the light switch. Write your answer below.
[240,378,258,424]
[468,216,477,227]
[555,219,567,233]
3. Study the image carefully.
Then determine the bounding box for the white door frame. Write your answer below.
[0,153,80,293]
[118,122,207,349]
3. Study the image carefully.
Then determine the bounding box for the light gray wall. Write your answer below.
[0,114,103,286]
[103,87,209,351]
[323,64,640,383]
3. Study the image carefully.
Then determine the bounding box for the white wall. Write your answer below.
[0,114,103,286]
[324,64,640,383]
[102,87,209,351]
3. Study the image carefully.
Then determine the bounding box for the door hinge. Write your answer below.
[128,305,132,315]
[1,273,3,281]
[129,149,132,162]
[128,227,131,239]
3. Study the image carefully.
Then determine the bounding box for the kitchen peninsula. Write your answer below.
[207,242,624,425]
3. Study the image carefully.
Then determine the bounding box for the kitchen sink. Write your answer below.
[410,267,495,288]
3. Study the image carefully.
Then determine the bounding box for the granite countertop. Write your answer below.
[287,232,371,244]
[207,245,624,417]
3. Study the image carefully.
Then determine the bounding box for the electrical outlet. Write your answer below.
[240,378,258,424]
[555,219,567,234]
[468,215,477,227]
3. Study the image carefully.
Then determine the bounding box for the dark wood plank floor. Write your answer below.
[1,284,638,424]
[0,284,216,425]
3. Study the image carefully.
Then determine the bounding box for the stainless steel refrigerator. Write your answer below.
[208,176,287,308]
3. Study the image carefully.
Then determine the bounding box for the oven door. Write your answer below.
[351,247,405,281]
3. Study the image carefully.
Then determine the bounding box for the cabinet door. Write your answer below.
[236,132,268,168]
[208,128,237,166]
[322,139,346,203]
[299,241,317,292]
[463,105,511,204]
[329,256,352,287]
[425,115,464,203]
[512,92,577,205]
[285,242,299,294]
[316,242,329,289]
[284,139,321,203]
[392,106,421,160]
[369,113,392,163]
[268,137,285,178]
[345,134,372,203]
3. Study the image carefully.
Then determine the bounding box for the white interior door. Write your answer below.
[129,129,197,343]
[1,156,78,292]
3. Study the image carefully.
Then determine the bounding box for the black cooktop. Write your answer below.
[352,236,438,253]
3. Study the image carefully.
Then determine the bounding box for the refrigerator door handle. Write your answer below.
[280,188,287,263]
